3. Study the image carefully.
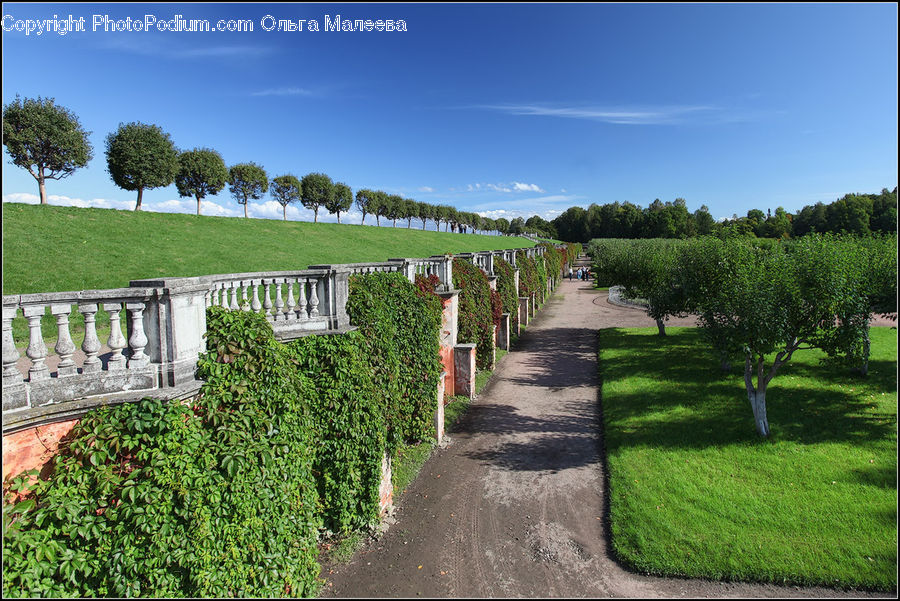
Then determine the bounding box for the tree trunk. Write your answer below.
[337,212,342,224]
[375,215,380,226]
[748,386,770,437]
[655,318,666,336]
[196,196,202,216]
[283,204,287,221]
[38,177,48,205]
[361,213,366,225]
[745,355,770,437]
[314,208,318,223]
[244,202,248,218]
[853,329,871,376]
[135,187,143,211]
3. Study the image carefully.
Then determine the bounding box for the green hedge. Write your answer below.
[494,257,519,330]
[2,272,444,597]
[453,258,501,369]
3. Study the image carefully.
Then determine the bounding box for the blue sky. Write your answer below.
[2,2,897,225]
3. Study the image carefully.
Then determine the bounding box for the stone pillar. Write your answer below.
[2,302,25,412]
[530,292,537,317]
[379,452,393,516]
[513,270,520,297]
[129,278,209,389]
[519,297,529,326]
[454,343,476,399]
[487,276,498,291]
[437,290,459,397]
[498,313,510,350]
[435,370,447,444]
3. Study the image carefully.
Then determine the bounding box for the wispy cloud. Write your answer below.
[418,186,435,193]
[98,36,271,61]
[465,181,545,194]
[251,87,316,97]
[473,103,724,125]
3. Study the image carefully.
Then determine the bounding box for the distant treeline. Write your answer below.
[549,188,898,243]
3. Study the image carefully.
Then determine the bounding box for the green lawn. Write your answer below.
[2,203,535,295]
[3,203,535,346]
[599,326,897,591]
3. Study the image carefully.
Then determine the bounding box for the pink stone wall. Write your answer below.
[3,419,78,483]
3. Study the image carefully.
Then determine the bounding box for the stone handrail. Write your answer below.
[2,245,565,432]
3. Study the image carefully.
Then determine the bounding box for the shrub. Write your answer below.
[453,258,499,369]
[494,257,519,331]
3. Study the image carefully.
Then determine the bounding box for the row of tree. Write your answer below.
[552,191,897,242]
[2,95,560,237]
[588,235,898,437]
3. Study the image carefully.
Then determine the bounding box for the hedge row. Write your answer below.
[2,272,443,598]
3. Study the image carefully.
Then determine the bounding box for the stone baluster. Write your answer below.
[50,304,77,377]
[297,278,308,320]
[308,276,320,318]
[229,283,240,311]
[240,283,249,310]
[22,306,49,381]
[251,281,262,313]
[274,280,286,321]
[204,288,212,308]
[263,281,273,319]
[288,279,299,320]
[78,303,102,374]
[104,302,127,371]
[126,302,150,368]
[2,306,20,380]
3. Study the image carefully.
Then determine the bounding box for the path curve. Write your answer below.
[318,260,893,598]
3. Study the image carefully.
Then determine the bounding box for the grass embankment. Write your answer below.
[3,203,535,346]
[599,327,898,591]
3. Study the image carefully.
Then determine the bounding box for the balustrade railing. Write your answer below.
[3,246,556,432]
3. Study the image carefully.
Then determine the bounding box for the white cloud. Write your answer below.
[418,186,435,193]
[511,182,544,193]
[251,87,315,97]
[475,103,722,125]
[464,181,545,194]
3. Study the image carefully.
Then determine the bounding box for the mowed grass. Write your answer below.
[3,203,535,346]
[598,327,897,591]
[3,203,535,294]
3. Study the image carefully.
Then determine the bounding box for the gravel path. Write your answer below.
[318,257,892,598]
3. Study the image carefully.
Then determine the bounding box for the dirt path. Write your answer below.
[318,259,893,598]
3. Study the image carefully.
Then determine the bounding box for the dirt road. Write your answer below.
[318,266,893,598]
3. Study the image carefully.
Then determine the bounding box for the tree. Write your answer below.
[327,182,353,224]
[270,174,301,220]
[495,217,510,235]
[105,122,179,211]
[404,198,418,228]
[2,96,93,205]
[300,172,334,223]
[370,190,387,226]
[175,148,229,216]
[417,201,431,230]
[386,194,404,227]
[228,162,268,218]
[355,188,376,225]
[684,235,874,437]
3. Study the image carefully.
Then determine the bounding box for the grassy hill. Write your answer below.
[2,203,536,295]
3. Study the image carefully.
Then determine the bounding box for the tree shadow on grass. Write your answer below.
[597,328,897,450]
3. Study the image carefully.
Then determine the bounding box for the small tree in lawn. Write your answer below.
[105,121,179,211]
[418,201,430,230]
[270,174,301,220]
[404,198,418,228]
[300,172,333,223]
[370,190,387,226]
[2,96,93,205]
[228,162,268,218]
[691,235,872,437]
[175,148,229,216]
[328,182,353,224]
[355,188,376,225]
[387,194,404,227]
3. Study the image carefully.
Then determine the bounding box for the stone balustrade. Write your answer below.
[2,245,564,433]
